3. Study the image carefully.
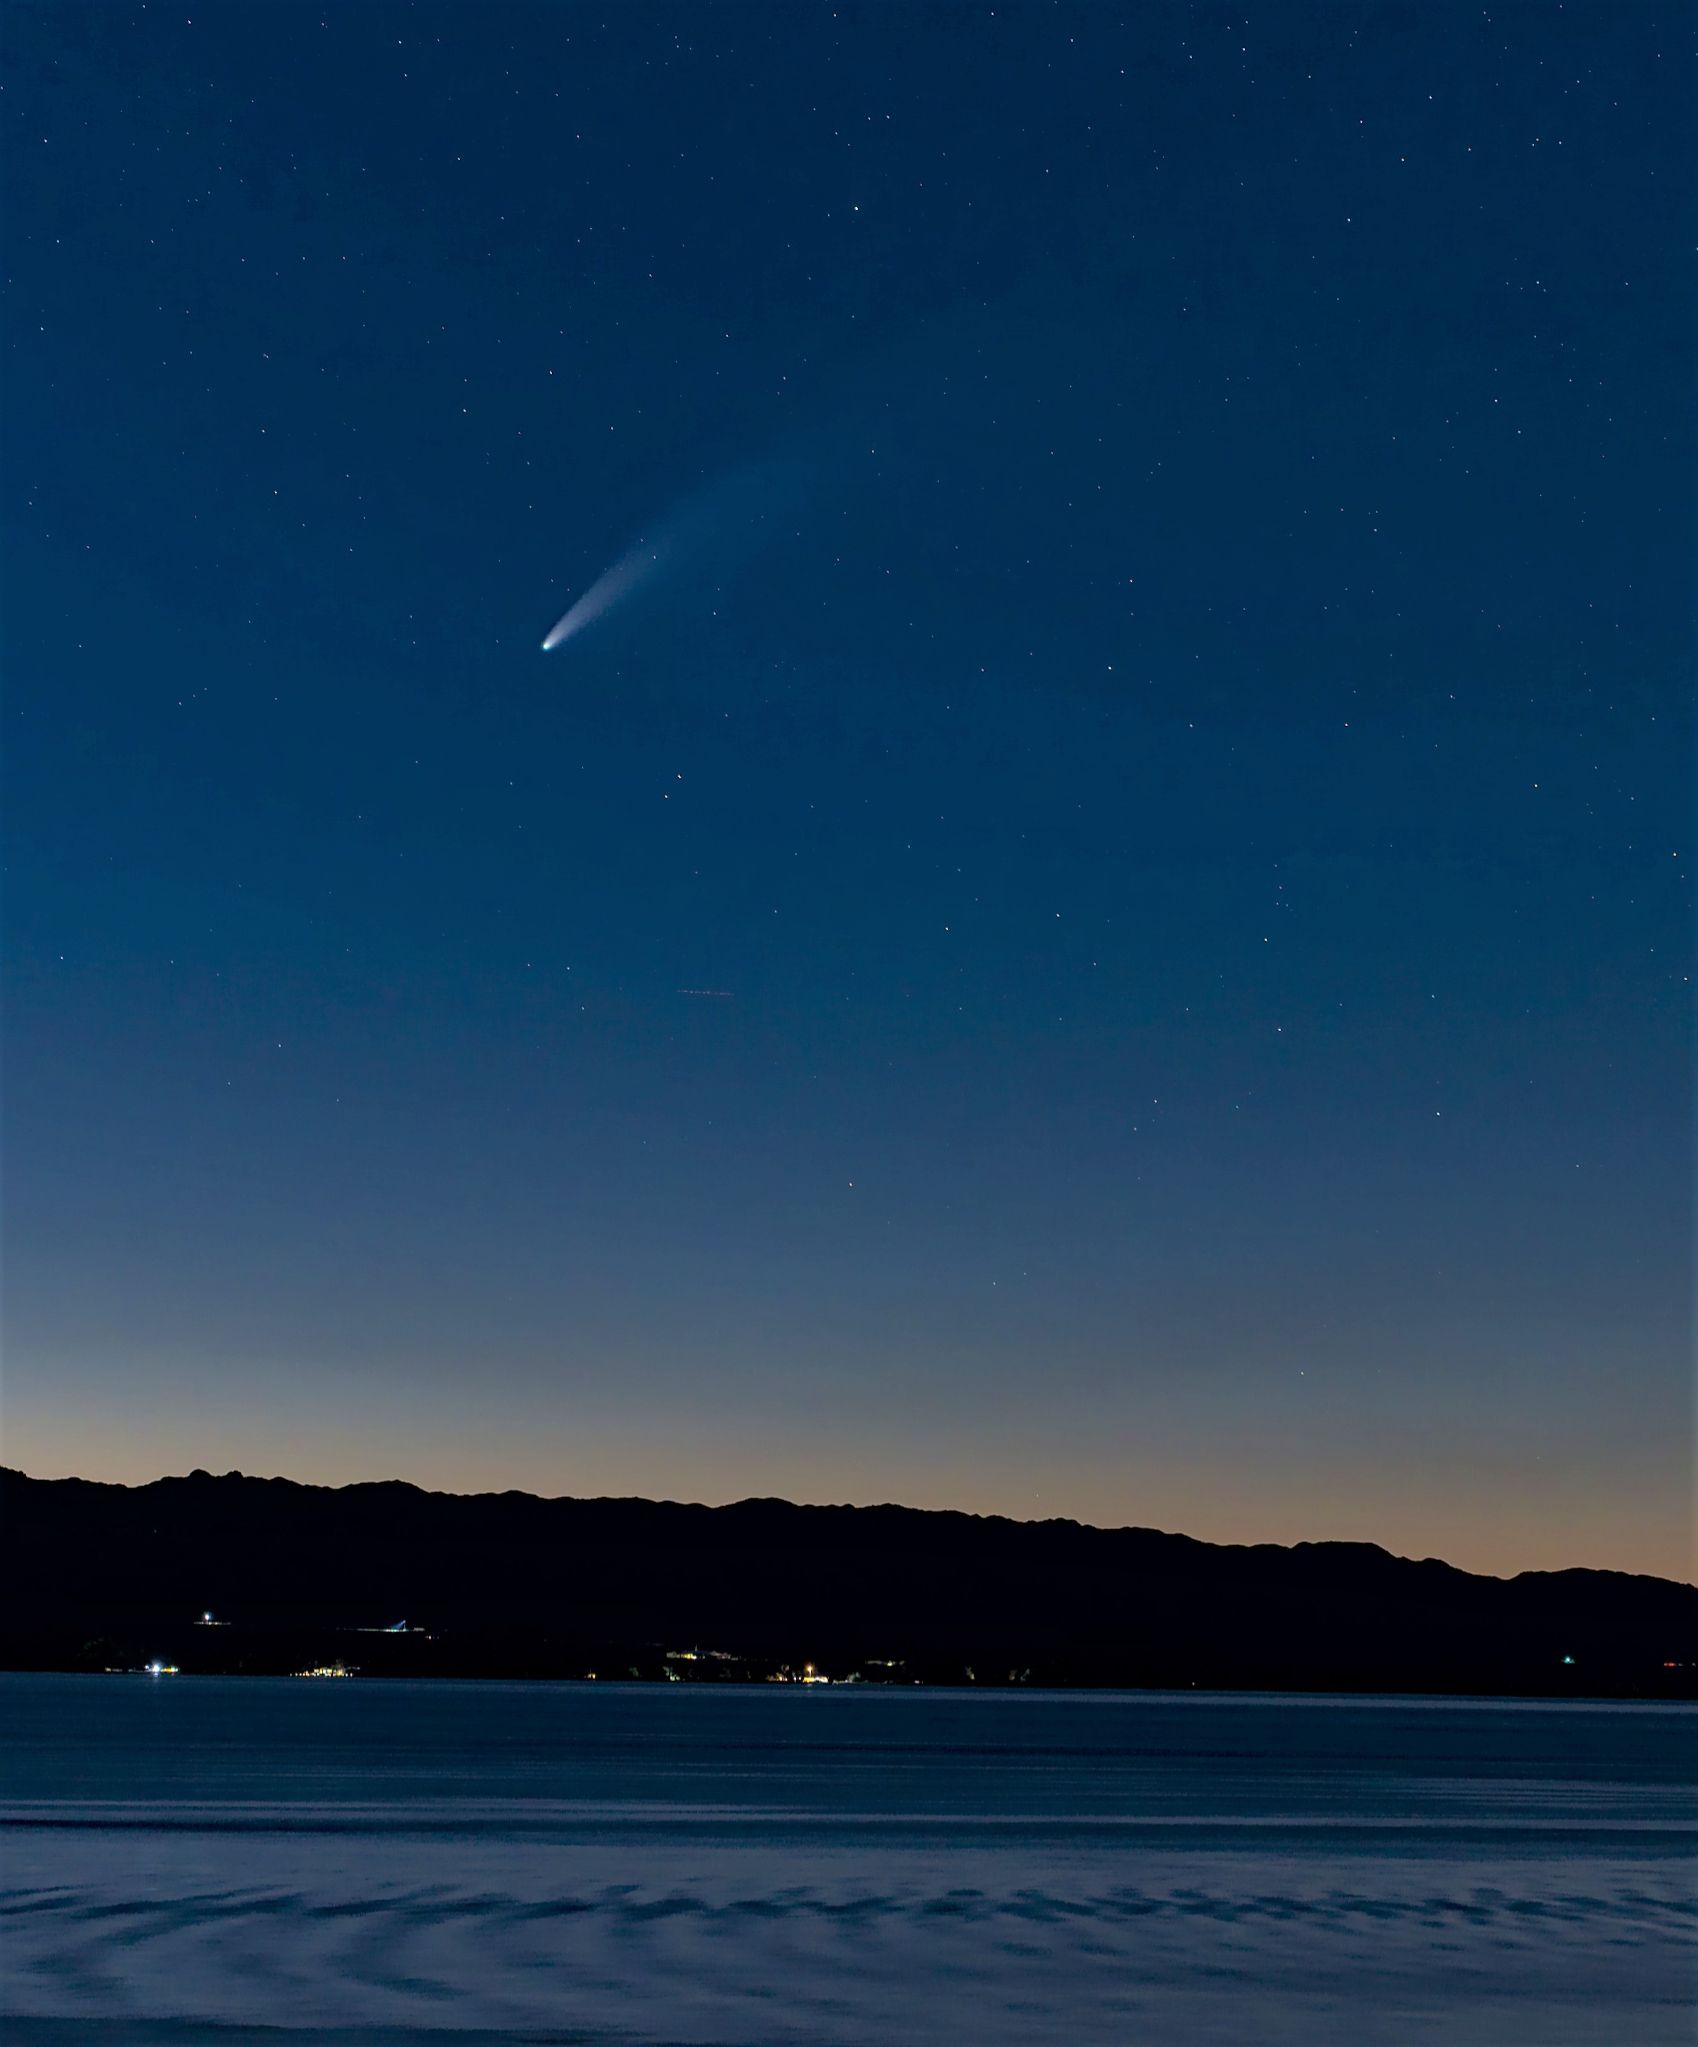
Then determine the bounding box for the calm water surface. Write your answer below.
[1,1674,1692,2043]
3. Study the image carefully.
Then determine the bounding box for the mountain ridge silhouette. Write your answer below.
[6,1466,1692,1694]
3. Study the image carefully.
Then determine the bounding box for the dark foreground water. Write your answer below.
[0,1674,1692,2044]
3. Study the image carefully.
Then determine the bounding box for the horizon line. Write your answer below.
[6,1464,1689,1591]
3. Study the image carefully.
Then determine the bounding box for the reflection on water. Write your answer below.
[2,1676,1693,2043]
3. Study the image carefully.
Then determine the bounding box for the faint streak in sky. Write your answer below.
[541,541,667,652]
[540,460,803,655]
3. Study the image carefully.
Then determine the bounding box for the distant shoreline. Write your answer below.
[7,1468,1694,1702]
[9,1667,1693,1709]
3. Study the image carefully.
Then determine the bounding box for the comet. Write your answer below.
[539,458,803,656]
[541,539,667,653]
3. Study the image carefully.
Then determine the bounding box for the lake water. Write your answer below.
[1,1673,1692,2043]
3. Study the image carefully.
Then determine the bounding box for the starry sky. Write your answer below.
[5,3,1690,1578]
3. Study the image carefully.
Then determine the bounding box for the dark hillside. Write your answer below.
[4,1468,1692,1695]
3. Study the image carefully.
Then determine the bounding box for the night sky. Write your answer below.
[6,4,1690,1578]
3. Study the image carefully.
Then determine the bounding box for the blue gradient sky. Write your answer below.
[4,2,1690,1576]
